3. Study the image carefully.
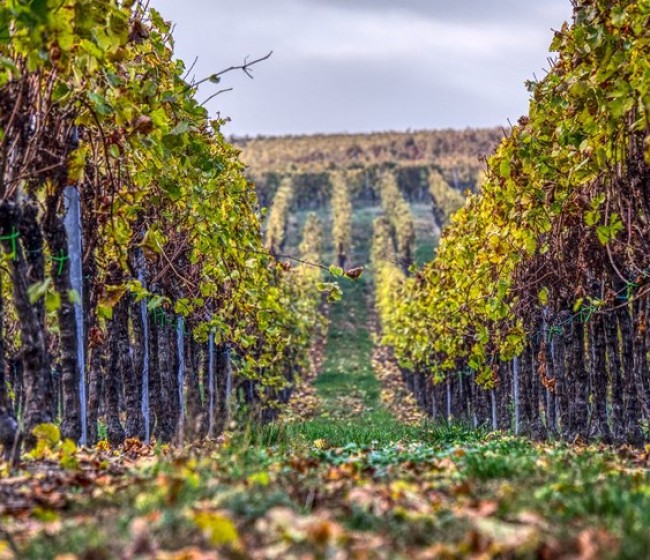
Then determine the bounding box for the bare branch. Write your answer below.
[188,51,273,91]
[183,56,199,81]
[200,88,234,106]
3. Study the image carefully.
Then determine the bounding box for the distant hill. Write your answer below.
[233,128,503,208]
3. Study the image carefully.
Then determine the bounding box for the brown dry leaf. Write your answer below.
[127,516,156,557]
[416,543,460,559]
[512,510,550,531]
[474,500,499,517]
[576,528,619,560]
[348,486,381,513]
[252,506,349,559]
[306,518,345,547]
[256,506,300,535]
[437,458,458,473]
[155,548,220,560]
[473,517,540,553]
[325,464,357,482]
[349,534,392,560]
[279,326,328,423]
[344,266,364,280]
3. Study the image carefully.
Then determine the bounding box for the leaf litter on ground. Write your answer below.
[3,423,650,559]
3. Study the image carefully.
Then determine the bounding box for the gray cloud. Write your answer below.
[150,0,573,136]
[301,0,568,27]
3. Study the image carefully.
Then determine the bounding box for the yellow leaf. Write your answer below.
[538,287,549,306]
[140,227,167,256]
[60,439,79,470]
[61,439,77,453]
[191,511,240,547]
[32,423,61,447]
[573,298,584,313]
[0,540,10,559]
[99,284,127,309]
[33,507,60,523]
[247,471,270,486]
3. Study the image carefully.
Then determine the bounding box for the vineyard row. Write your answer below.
[376,0,650,445]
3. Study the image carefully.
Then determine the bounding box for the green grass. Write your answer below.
[410,202,438,266]
[252,202,459,449]
[314,277,377,403]
[250,416,425,448]
[349,205,382,266]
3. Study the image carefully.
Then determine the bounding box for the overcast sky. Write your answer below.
[150,0,573,137]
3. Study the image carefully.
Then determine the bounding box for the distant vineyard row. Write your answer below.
[235,127,500,173]
[261,164,465,284]
[236,129,499,210]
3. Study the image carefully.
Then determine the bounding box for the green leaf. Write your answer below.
[109,144,120,158]
[87,92,112,116]
[573,298,584,313]
[28,278,52,304]
[538,287,549,306]
[140,228,167,255]
[170,121,191,135]
[45,291,61,312]
[523,234,537,255]
[149,8,171,34]
[328,265,344,277]
[584,210,600,227]
[149,107,168,127]
[97,303,113,320]
[596,225,610,245]
[146,295,166,311]
[327,284,343,302]
[174,298,192,317]
[596,214,624,245]
[611,7,627,28]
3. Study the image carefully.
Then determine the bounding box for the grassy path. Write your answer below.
[279,276,427,447]
[314,278,378,417]
[269,204,428,446]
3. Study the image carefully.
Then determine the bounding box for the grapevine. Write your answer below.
[330,171,352,268]
[381,0,650,443]
[264,176,294,256]
[378,171,416,271]
[0,0,324,448]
